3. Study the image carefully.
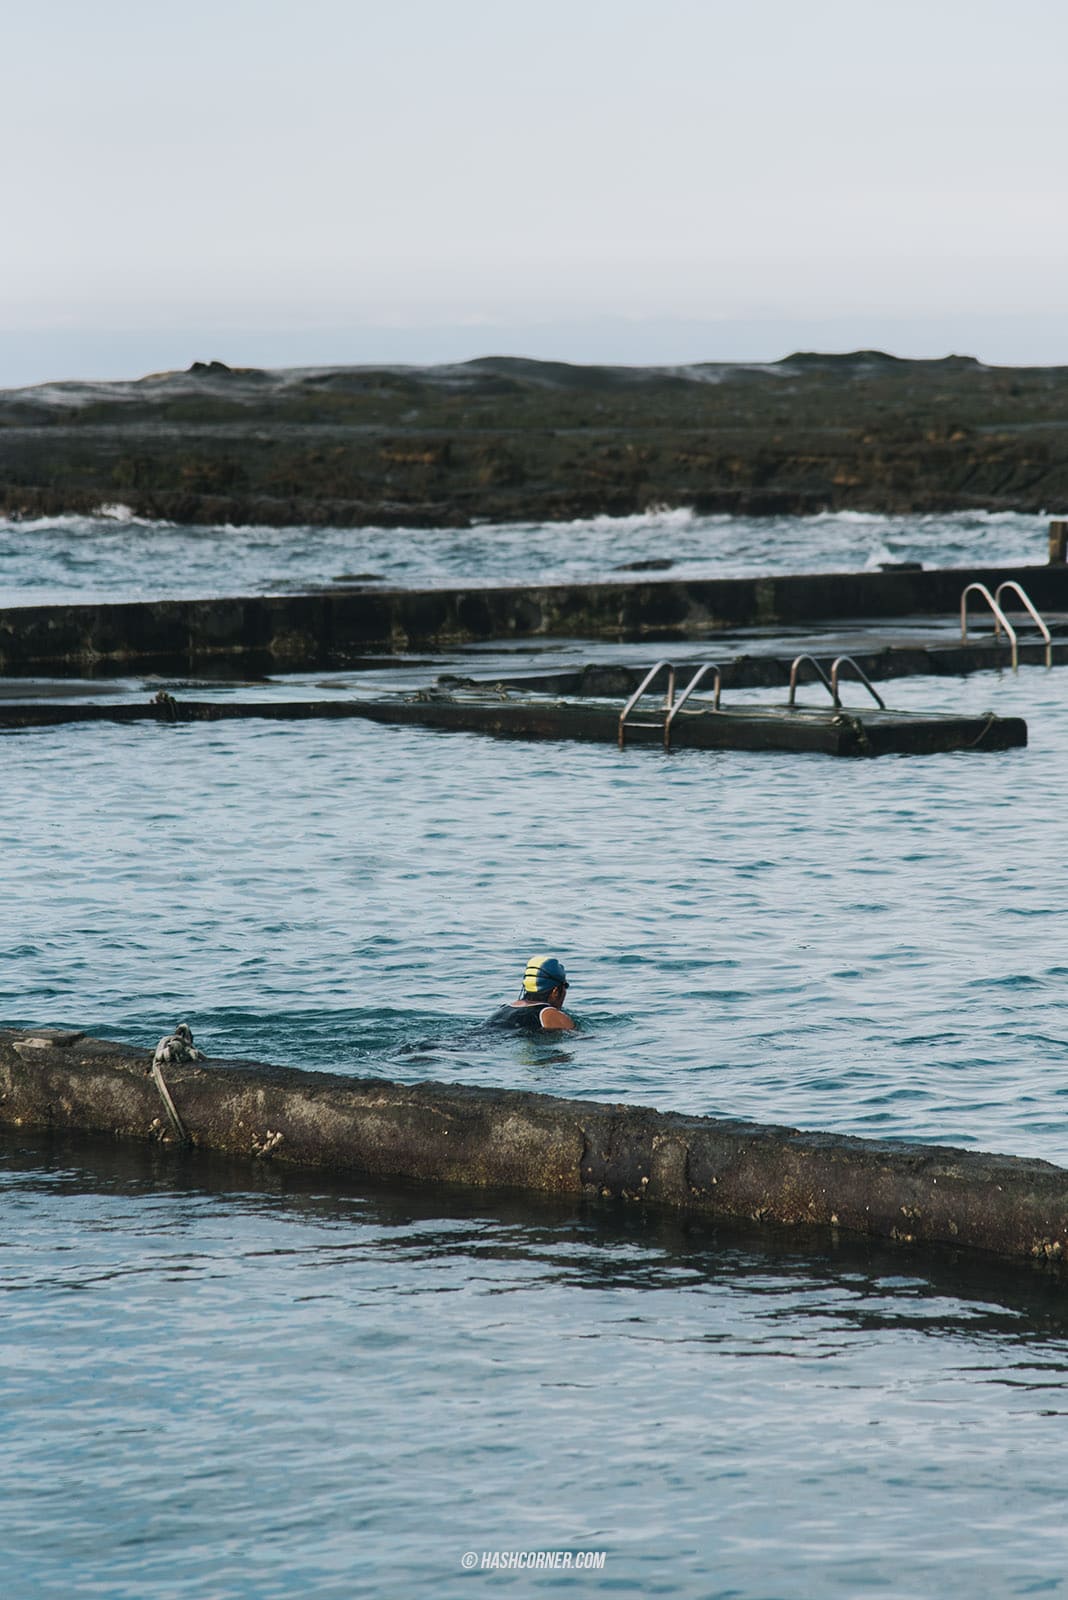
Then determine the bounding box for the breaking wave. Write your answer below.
[0,507,1049,608]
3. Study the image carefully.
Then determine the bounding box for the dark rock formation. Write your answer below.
[2,352,1067,527]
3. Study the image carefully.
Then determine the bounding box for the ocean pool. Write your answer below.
[3,526,1068,1596]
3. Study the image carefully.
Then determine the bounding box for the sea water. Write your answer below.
[2,513,1068,1597]
[0,506,1050,605]
[5,670,1068,1163]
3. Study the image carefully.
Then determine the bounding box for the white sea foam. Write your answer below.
[0,507,1050,607]
[816,509,891,526]
[551,505,700,536]
[92,502,138,522]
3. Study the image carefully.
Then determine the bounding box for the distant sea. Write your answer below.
[0,505,1050,607]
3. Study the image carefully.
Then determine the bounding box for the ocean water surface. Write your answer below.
[4,669,1068,1160]
[4,1139,1068,1600]
[0,505,1050,605]
[3,511,1068,1596]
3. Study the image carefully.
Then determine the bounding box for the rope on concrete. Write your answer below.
[150,1059,190,1145]
[152,690,178,720]
[964,711,999,749]
[150,1023,202,1146]
[832,711,872,756]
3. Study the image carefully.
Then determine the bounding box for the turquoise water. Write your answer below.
[5,667,1067,1161]
[4,512,1068,1596]
[3,679,1068,1595]
[4,1137,1068,1600]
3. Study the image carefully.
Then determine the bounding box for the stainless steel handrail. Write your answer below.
[618,661,676,748]
[994,580,1052,667]
[787,655,835,708]
[663,663,723,749]
[961,582,1018,669]
[830,656,886,710]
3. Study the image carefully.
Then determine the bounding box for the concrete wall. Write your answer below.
[2,564,1067,672]
[2,1028,1067,1269]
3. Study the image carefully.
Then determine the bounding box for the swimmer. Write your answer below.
[487,955,576,1033]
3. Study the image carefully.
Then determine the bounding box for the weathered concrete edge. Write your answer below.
[2,562,1067,672]
[2,1028,1066,1268]
[0,696,1028,758]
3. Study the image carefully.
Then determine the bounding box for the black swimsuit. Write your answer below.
[487,1003,548,1033]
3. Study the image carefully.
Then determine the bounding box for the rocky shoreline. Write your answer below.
[2,350,1067,528]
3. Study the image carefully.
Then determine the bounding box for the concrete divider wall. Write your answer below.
[2,564,1067,671]
[2,1029,1067,1270]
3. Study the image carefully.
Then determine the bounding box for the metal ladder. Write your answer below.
[663,663,723,749]
[787,654,886,710]
[961,580,1051,669]
[618,661,724,750]
[618,660,675,749]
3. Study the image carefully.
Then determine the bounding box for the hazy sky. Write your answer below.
[5,0,1068,384]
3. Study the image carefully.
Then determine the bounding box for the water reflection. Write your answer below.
[5,1127,1068,1352]
[6,1129,1068,1597]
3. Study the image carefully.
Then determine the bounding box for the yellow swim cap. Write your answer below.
[523,955,568,995]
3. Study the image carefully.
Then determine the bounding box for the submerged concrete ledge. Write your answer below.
[0,694,1028,756]
[2,563,1067,672]
[3,1027,1067,1269]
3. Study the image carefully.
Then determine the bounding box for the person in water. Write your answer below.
[488,956,576,1032]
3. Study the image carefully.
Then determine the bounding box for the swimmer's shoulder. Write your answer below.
[537,1006,576,1032]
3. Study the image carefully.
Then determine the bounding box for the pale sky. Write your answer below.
[5,0,1068,385]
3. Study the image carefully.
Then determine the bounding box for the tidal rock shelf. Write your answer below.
[2,1028,1066,1271]
[5,352,1068,525]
